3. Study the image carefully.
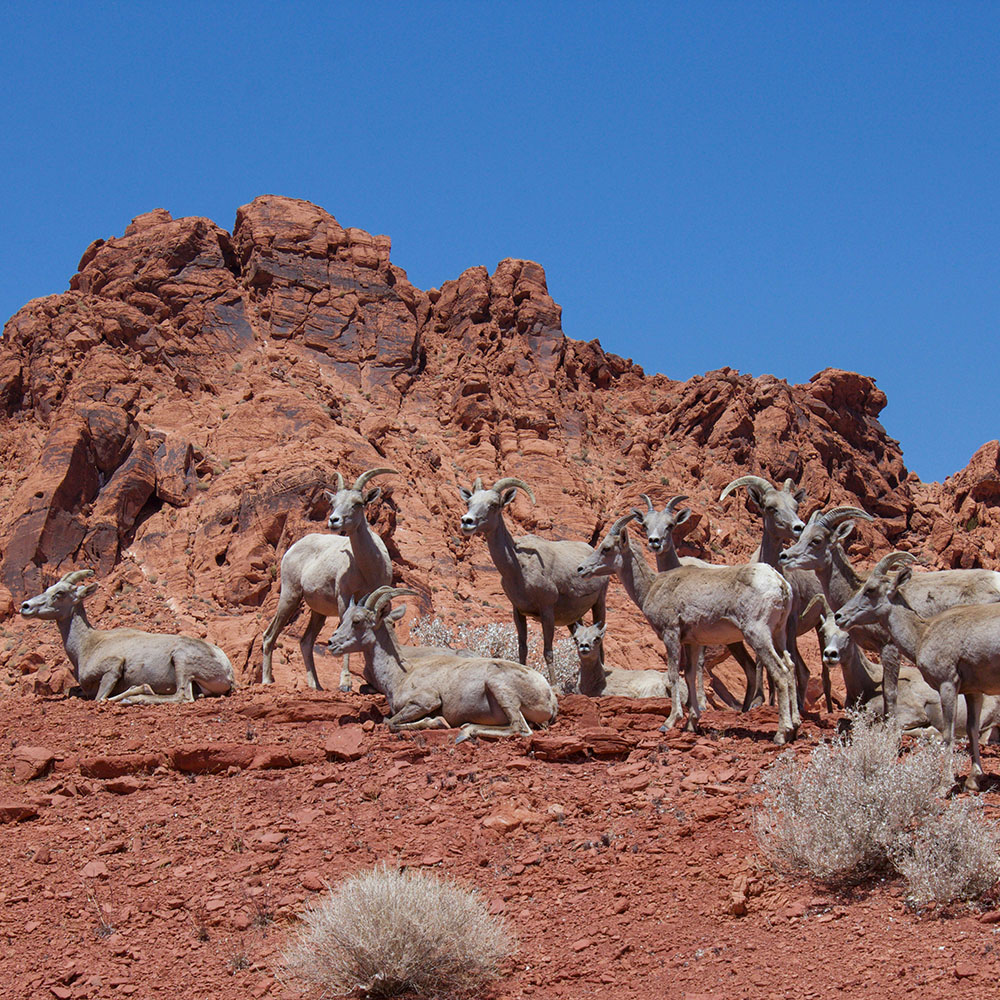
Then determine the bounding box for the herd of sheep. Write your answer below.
[17,467,1000,789]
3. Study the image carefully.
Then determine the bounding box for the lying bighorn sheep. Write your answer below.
[805,594,1000,738]
[577,508,799,744]
[459,476,608,684]
[779,505,1000,716]
[835,552,1000,790]
[569,621,677,699]
[261,468,396,691]
[20,570,233,702]
[326,587,558,740]
[633,493,754,711]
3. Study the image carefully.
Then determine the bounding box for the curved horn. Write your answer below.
[639,493,655,513]
[353,468,398,492]
[608,512,639,537]
[665,494,689,512]
[869,551,917,579]
[60,569,95,585]
[782,478,796,492]
[719,475,772,502]
[371,587,418,618]
[803,594,833,620]
[335,471,345,492]
[491,477,536,504]
[819,506,875,529]
[363,586,397,610]
[473,476,482,491]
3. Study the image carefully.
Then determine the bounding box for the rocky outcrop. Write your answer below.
[0,195,994,693]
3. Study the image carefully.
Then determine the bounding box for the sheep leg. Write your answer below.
[299,611,327,691]
[386,696,446,731]
[94,658,125,701]
[113,680,197,704]
[694,647,707,711]
[513,608,528,666]
[880,642,901,719]
[458,681,533,740]
[540,608,556,685]
[728,643,761,712]
[684,644,703,732]
[964,692,985,792]
[391,715,451,731]
[787,626,810,713]
[938,680,958,791]
[745,629,795,744]
[261,588,302,685]
[659,632,686,731]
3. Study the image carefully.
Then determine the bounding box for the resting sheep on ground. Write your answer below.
[570,620,678,699]
[20,570,233,703]
[326,587,558,740]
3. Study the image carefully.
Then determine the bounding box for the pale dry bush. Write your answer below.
[280,865,513,998]
[893,798,1000,905]
[408,616,579,692]
[754,711,949,882]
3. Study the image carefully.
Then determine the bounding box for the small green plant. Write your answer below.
[280,865,513,998]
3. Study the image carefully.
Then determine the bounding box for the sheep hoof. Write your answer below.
[339,683,352,693]
[773,731,788,746]
[455,729,472,744]
[359,684,378,695]
[965,773,982,793]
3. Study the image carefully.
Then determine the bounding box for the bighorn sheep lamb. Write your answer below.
[835,552,1000,790]
[805,594,1000,738]
[261,467,396,691]
[633,493,754,711]
[20,570,233,702]
[779,505,1000,716]
[577,508,799,743]
[570,621,677,699]
[326,587,558,740]
[459,476,608,684]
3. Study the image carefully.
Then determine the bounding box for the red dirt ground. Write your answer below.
[3,685,1000,1000]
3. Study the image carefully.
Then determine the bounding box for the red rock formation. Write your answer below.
[0,195,994,694]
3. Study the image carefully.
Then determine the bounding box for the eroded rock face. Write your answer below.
[0,195,994,693]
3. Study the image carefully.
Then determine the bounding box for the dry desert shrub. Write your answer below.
[755,710,1000,903]
[280,865,514,998]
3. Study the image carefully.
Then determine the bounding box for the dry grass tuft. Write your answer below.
[754,709,1000,903]
[280,865,514,998]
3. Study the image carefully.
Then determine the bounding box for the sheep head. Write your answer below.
[458,476,535,536]
[325,468,398,535]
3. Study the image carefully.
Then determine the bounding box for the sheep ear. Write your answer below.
[675,508,691,524]
[568,621,582,635]
[891,566,913,592]
[793,487,807,504]
[323,490,337,503]
[832,521,855,545]
[386,605,406,623]
[76,582,99,600]
[363,486,382,506]
[630,508,646,523]
[595,623,606,638]
[744,488,765,511]
[459,486,473,501]
[500,488,518,507]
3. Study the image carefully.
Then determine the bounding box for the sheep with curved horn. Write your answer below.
[781,505,1000,717]
[578,506,799,744]
[327,586,558,740]
[458,475,608,684]
[20,570,233,703]
[834,552,1000,790]
[261,467,398,691]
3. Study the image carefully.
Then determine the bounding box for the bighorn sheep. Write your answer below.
[718,475,824,709]
[20,570,233,702]
[577,507,799,743]
[326,587,558,739]
[261,468,396,691]
[779,505,1000,716]
[459,476,608,684]
[805,594,1000,738]
[569,621,677,699]
[632,493,755,711]
[835,552,1000,790]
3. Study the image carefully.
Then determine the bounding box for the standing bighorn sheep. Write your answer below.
[835,552,1000,790]
[459,476,608,684]
[577,508,799,744]
[326,587,558,739]
[20,570,234,702]
[779,505,1000,716]
[805,593,1000,738]
[569,621,676,699]
[261,468,396,691]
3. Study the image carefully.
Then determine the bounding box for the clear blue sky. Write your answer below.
[2,2,997,482]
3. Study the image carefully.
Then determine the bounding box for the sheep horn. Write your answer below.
[639,494,655,513]
[60,569,95,585]
[473,477,482,491]
[363,586,397,610]
[782,478,796,492]
[803,594,833,620]
[335,471,345,492]
[819,506,875,528]
[492,477,536,504]
[353,468,398,492]
[608,512,639,537]
[371,587,418,618]
[869,551,917,579]
[719,475,772,502]
[665,495,689,511]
